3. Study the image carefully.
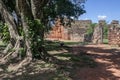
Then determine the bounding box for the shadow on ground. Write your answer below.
[0,43,120,80]
[68,45,120,80]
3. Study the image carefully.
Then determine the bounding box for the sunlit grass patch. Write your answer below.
[103,39,108,44]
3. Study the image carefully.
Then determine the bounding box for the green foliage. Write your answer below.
[27,19,45,57]
[86,23,108,40]
[19,48,26,57]
[85,23,97,42]
[2,0,16,12]
[43,0,86,18]
[42,0,86,28]
[1,0,86,44]
[0,22,10,43]
[54,0,86,18]
[18,26,24,36]
[1,0,86,59]
[103,25,108,39]
[86,23,96,35]
[103,39,108,44]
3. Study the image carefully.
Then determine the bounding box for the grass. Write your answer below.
[53,52,97,68]
[0,40,97,80]
[63,41,89,46]
[0,40,6,51]
[0,41,4,46]
[45,40,97,68]
[45,41,63,51]
[103,39,108,44]
[45,40,89,51]
[63,41,81,45]
[50,52,97,79]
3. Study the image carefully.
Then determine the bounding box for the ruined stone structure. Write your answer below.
[108,20,120,46]
[46,19,120,46]
[47,19,70,40]
[69,20,92,41]
[92,20,106,44]
[71,20,92,28]
[46,19,92,42]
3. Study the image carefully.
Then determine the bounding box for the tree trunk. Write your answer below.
[0,0,32,70]
[0,0,56,71]
[0,0,20,58]
[0,0,19,39]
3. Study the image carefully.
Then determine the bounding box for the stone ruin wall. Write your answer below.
[46,19,70,40]
[69,20,92,42]
[46,19,92,42]
[92,20,106,44]
[91,20,120,46]
[47,19,120,46]
[108,20,120,46]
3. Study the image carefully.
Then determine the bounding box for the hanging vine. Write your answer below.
[27,19,46,59]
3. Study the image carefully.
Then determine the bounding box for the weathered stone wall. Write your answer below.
[47,20,92,42]
[92,20,106,44]
[71,20,92,28]
[108,20,120,46]
[69,20,92,42]
[69,27,86,42]
[46,19,120,45]
[47,19,70,40]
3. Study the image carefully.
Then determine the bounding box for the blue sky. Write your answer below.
[79,0,120,23]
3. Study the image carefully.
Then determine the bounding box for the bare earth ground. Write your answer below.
[0,44,120,80]
[71,44,120,80]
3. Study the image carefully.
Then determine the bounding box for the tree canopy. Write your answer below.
[0,0,86,71]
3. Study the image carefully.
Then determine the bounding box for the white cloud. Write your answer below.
[84,18,89,20]
[98,15,107,20]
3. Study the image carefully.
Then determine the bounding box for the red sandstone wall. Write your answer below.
[46,18,70,40]
[46,19,91,42]
[47,25,69,40]
[108,26,120,46]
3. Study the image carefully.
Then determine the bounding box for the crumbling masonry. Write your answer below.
[46,19,120,46]
[46,19,92,42]
[108,20,120,46]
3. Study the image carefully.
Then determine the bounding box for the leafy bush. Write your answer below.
[0,22,10,43]
[86,23,96,36]
[103,25,108,39]
[27,19,45,58]
[85,23,97,42]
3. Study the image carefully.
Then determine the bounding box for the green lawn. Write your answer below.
[103,39,108,44]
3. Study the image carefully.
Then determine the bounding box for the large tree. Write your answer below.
[0,0,86,71]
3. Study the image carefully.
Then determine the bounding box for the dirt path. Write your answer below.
[72,44,120,80]
[0,44,120,80]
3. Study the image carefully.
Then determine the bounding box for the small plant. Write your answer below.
[0,22,10,43]
[27,19,47,58]
[19,48,26,57]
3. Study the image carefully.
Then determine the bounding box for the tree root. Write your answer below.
[7,56,32,72]
[3,43,13,54]
[0,39,21,64]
